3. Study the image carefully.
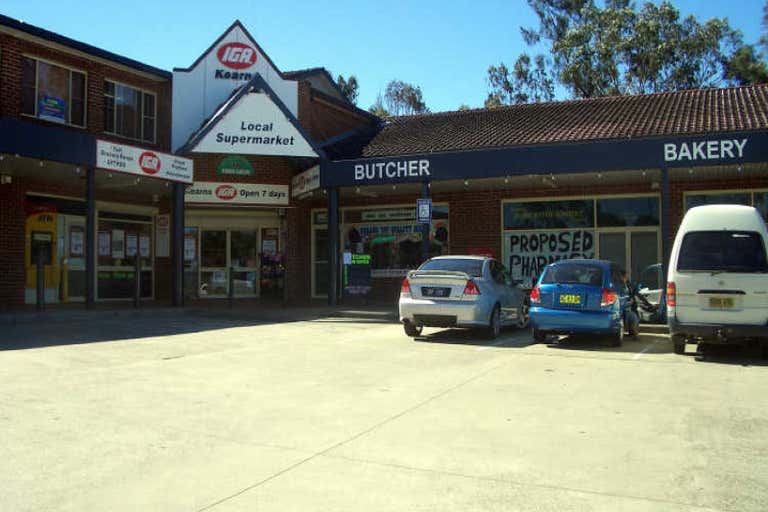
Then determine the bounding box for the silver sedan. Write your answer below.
[398,256,529,339]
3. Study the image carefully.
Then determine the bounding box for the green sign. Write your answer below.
[217,156,254,176]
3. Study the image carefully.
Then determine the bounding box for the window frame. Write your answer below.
[103,78,157,144]
[21,55,88,128]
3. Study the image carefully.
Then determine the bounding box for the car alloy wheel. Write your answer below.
[404,322,423,337]
[485,306,501,340]
[517,300,530,328]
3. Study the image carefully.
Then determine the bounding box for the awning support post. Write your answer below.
[172,183,185,307]
[85,167,95,309]
[421,180,430,262]
[328,187,339,307]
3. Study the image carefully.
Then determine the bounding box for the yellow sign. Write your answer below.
[25,210,59,289]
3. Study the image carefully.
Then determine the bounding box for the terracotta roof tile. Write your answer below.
[354,85,768,158]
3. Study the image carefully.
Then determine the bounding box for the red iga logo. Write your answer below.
[217,42,257,70]
[138,151,161,175]
[215,184,238,201]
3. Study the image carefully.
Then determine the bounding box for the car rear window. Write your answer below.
[419,258,484,276]
[541,263,604,286]
[678,231,768,273]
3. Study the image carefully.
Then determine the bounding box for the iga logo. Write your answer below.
[215,184,238,201]
[217,42,257,70]
[138,152,161,175]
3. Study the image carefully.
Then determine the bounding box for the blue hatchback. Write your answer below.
[529,259,630,346]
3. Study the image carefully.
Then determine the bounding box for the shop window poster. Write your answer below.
[38,95,67,124]
[69,226,84,257]
[126,234,138,257]
[111,229,125,259]
[184,236,196,262]
[98,231,111,256]
[139,235,150,258]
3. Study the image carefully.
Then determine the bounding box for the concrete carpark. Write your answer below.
[0,308,766,512]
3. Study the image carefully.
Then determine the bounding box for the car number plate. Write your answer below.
[422,287,450,298]
[709,297,734,309]
[559,293,582,305]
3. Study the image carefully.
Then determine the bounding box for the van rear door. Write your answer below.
[674,231,768,325]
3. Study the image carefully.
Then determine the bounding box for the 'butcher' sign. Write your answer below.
[505,230,596,287]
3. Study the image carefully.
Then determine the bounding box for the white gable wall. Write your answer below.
[172,24,298,151]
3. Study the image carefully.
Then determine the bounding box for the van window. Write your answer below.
[541,263,604,286]
[678,231,768,273]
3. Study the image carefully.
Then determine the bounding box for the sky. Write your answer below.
[2,0,766,113]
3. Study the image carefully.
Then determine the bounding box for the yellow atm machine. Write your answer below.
[25,207,60,304]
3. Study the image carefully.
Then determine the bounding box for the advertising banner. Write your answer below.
[505,229,596,287]
[38,95,66,124]
[291,165,320,197]
[185,181,289,205]
[96,140,194,184]
[218,155,254,176]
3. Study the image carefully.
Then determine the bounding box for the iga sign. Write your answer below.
[505,230,595,288]
[96,140,193,184]
[185,181,289,205]
[214,42,257,80]
[291,166,320,197]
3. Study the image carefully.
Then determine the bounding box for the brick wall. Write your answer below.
[0,179,25,309]
[0,32,172,151]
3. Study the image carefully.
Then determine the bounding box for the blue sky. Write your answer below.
[3,0,766,112]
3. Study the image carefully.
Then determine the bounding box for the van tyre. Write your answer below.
[404,322,423,337]
[611,323,624,347]
[485,305,501,340]
[672,335,685,355]
[533,328,547,343]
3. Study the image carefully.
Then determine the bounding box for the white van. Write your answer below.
[667,205,768,354]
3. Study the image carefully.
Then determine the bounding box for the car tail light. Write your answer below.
[462,279,481,296]
[601,288,618,307]
[400,278,411,297]
[530,285,541,304]
[666,282,676,307]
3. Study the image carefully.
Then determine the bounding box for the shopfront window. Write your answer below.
[755,192,768,221]
[97,215,153,299]
[200,230,227,296]
[503,200,593,230]
[104,80,156,143]
[21,57,86,127]
[342,205,450,278]
[597,197,659,227]
[685,192,751,211]
[502,195,660,287]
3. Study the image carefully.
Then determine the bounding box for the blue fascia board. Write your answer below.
[0,117,96,166]
[322,130,768,188]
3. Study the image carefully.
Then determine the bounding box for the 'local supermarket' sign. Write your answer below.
[96,140,193,184]
[185,181,289,205]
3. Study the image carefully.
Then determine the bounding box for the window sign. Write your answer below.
[111,229,125,259]
[507,230,596,288]
[126,233,138,257]
[139,235,151,258]
[69,226,84,256]
[22,57,85,127]
[685,193,751,211]
[184,235,197,262]
[98,231,111,256]
[503,200,594,230]
[156,214,170,257]
[597,197,660,227]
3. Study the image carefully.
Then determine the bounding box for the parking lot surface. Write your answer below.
[1,313,766,511]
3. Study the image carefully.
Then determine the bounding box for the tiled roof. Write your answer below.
[352,85,768,158]
[283,67,327,80]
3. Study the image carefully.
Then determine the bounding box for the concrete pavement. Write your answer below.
[0,314,765,511]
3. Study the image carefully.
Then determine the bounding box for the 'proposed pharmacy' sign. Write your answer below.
[505,230,596,288]
[96,140,193,184]
[191,93,317,157]
[185,181,289,205]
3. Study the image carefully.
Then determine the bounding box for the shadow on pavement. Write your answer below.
[413,326,537,348]
[545,332,672,354]
[688,343,768,367]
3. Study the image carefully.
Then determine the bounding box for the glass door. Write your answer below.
[598,232,627,271]
[199,230,228,297]
[230,230,259,297]
[630,231,660,283]
[61,215,86,301]
[313,228,329,297]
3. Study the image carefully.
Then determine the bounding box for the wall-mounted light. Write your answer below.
[38,161,44,167]
[504,176,510,184]
[108,173,113,178]
[738,165,743,173]
[688,168,694,175]
[641,170,647,177]
[597,172,603,179]
[75,167,81,174]
[463,179,469,187]
[392,184,397,190]
[355,187,360,194]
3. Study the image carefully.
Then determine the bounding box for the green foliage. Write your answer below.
[368,92,390,118]
[336,74,359,104]
[384,80,429,115]
[488,0,766,104]
[458,103,472,110]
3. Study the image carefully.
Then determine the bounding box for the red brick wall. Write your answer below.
[0,33,171,151]
[0,179,26,309]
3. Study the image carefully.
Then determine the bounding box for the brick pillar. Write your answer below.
[0,178,26,310]
[284,203,312,304]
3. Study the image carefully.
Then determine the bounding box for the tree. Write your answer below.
[458,104,472,110]
[488,0,762,104]
[336,74,359,104]
[724,45,768,85]
[761,1,768,55]
[383,80,428,115]
[368,92,389,118]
